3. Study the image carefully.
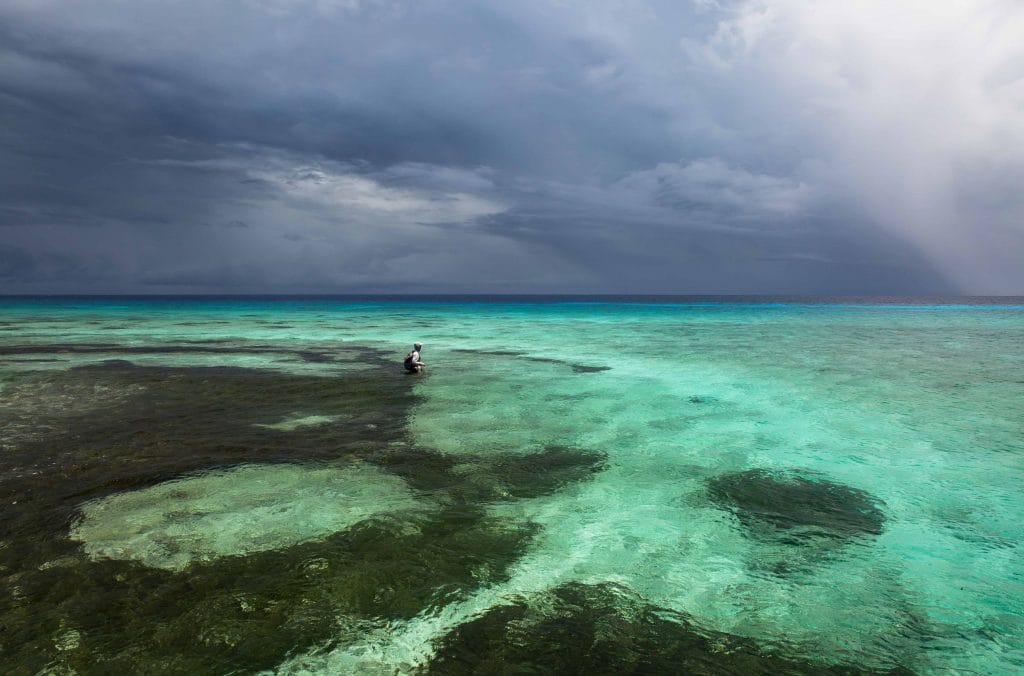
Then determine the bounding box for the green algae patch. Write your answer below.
[71,462,422,570]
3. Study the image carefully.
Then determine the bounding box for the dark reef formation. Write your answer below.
[428,581,912,675]
[0,346,609,673]
[707,468,886,541]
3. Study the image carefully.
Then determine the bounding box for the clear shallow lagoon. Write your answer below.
[1,296,1022,673]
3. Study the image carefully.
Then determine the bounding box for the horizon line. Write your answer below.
[3,293,1024,300]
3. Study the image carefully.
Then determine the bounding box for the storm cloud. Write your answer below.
[1,0,1022,294]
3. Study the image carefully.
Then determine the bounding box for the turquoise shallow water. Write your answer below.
[1,297,1022,673]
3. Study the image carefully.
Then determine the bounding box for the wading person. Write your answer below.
[404,342,426,373]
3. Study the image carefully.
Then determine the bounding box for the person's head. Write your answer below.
[414,342,423,351]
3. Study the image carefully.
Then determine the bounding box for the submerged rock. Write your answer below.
[428,581,910,674]
[569,364,611,373]
[707,469,886,540]
[254,413,345,431]
[71,462,422,569]
[453,445,607,500]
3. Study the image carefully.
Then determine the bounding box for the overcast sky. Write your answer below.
[1,0,1022,294]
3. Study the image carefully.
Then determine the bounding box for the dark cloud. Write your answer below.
[1,0,1021,294]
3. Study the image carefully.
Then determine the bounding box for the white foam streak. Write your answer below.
[274,515,590,674]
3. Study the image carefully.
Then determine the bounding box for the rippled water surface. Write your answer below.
[1,296,1022,674]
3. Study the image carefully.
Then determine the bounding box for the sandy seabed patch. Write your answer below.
[72,462,422,570]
